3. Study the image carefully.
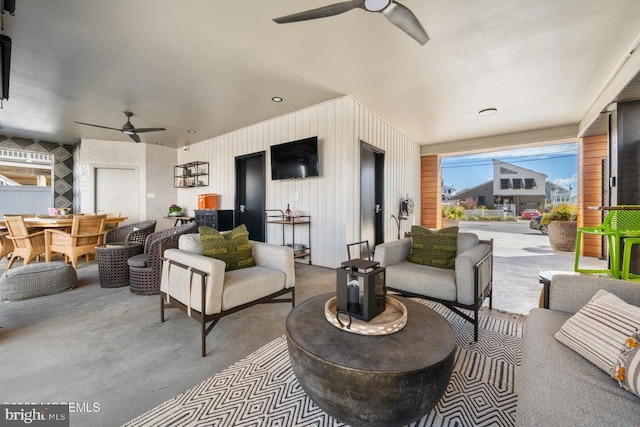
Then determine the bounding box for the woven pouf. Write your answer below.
[0,262,77,302]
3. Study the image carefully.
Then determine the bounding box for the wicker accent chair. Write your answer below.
[45,215,106,269]
[104,220,157,245]
[3,216,46,269]
[128,222,197,295]
[0,229,14,260]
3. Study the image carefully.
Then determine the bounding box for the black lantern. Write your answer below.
[336,241,386,321]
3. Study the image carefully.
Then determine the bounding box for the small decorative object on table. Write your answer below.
[324,295,407,335]
[168,204,183,217]
[285,203,291,221]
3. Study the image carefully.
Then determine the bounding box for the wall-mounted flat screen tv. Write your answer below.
[270,136,319,180]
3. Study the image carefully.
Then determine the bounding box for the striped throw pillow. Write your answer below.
[614,332,640,397]
[555,290,640,376]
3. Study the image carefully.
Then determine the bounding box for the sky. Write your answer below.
[441,142,578,196]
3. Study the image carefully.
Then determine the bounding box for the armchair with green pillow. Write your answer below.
[373,225,493,341]
[159,224,295,357]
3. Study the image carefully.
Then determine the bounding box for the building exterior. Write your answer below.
[442,183,456,200]
[450,160,570,215]
[493,160,547,214]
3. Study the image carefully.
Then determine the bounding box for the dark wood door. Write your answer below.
[235,152,266,242]
[360,142,384,259]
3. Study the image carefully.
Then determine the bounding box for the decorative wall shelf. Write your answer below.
[174,161,209,188]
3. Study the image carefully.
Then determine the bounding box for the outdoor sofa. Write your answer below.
[517,274,640,426]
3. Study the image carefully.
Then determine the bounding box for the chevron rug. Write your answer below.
[124,300,525,427]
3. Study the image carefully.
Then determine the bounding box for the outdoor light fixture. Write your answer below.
[478,108,498,116]
[272,96,283,103]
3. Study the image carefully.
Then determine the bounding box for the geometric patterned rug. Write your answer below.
[123,300,525,427]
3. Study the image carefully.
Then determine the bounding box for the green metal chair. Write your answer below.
[574,208,640,278]
[622,237,640,281]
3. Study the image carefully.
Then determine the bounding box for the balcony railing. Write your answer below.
[0,148,53,165]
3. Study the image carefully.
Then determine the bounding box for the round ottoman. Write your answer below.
[0,262,77,302]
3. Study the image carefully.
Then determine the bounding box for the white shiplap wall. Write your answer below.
[177,96,420,267]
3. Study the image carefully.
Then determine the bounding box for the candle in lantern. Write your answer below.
[347,279,360,313]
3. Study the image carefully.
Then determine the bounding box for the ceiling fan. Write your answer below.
[74,111,166,143]
[273,0,429,45]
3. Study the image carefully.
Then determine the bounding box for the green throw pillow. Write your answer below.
[199,224,256,271]
[407,225,458,269]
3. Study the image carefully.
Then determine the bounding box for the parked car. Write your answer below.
[521,209,541,220]
[529,215,548,235]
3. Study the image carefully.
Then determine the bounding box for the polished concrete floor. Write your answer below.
[0,221,605,426]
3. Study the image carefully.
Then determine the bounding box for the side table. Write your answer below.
[96,242,143,288]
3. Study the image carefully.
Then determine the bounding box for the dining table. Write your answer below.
[0,216,128,229]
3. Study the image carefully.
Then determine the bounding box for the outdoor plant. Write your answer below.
[541,203,577,225]
[442,204,466,220]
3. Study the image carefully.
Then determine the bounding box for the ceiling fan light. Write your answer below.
[364,0,391,12]
[478,108,498,116]
[122,130,135,135]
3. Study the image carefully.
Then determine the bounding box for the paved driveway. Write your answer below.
[458,220,605,315]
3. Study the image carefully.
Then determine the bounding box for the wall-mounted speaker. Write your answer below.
[0,34,11,100]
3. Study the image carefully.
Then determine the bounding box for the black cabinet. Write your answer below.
[194,210,234,231]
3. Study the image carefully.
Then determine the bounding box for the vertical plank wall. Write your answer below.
[177,96,420,267]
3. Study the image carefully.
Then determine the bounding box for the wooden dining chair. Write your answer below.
[45,215,107,269]
[0,228,15,260]
[103,212,122,230]
[3,216,47,269]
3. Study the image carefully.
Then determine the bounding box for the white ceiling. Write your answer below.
[1,0,640,149]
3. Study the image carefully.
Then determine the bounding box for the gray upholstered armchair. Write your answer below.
[373,233,493,341]
[160,233,295,357]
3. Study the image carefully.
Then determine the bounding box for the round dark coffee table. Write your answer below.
[286,294,456,427]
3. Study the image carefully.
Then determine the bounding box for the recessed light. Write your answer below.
[478,108,498,116]
[187,129,197,134]
[272,96,283,103]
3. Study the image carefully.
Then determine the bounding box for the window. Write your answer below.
[524,178,536,189]
[512,179,524,189]
[500,179,511,189]
[500,167,517,175]
[0,149,53,186]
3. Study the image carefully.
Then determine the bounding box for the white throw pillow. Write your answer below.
[614,332,640,397]
[555,289,640,376]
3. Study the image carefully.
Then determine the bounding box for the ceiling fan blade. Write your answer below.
[273,1,364,23]
[131,127,166,133]
[382,1,429,45]
[128,133,141,143]
[74,121,123,132]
